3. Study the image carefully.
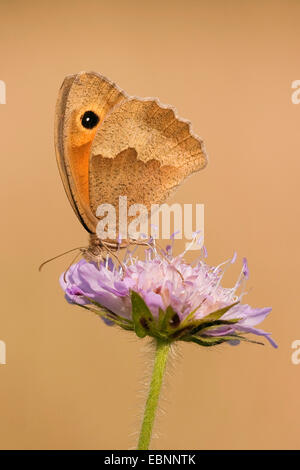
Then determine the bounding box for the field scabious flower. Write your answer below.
[59,239,277,450]
[60,242,277,349]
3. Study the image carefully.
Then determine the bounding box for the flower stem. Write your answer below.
[137,339,170,450]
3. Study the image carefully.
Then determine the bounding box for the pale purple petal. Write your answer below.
[236,325,278,348]
[242,257,249,279]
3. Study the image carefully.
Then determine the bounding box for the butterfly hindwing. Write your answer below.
[89,98,207,223]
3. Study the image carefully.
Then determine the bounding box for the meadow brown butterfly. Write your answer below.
[54,71,207,262]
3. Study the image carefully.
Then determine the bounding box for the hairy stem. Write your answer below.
[137,339,170,450]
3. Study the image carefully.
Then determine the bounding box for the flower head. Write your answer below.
[60,242,277,348]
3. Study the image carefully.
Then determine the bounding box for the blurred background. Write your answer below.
[0,0,299,450]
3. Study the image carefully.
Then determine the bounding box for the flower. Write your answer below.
[60,242,277,348]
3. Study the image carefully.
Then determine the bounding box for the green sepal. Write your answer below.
[131,291,155,338]
[190,318,240,336]
[167,303,240,340]
[78,302,134,331]
[160,305,180,332]
[183,333,265,347]
[158,308,165,330]
[183,335,230,347]
[177,301,239,335]
[197,301,239,323]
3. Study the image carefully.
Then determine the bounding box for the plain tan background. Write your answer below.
[0,0,299,450]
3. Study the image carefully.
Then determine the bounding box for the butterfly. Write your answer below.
[54,71,207,263]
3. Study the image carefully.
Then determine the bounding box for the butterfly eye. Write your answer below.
[81,110,100,129]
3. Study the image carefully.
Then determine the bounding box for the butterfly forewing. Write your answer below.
[55,71,127,233]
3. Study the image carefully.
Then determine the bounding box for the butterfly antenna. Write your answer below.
[38,247,85,272]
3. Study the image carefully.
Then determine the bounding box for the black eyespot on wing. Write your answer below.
[81,110,99,129]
